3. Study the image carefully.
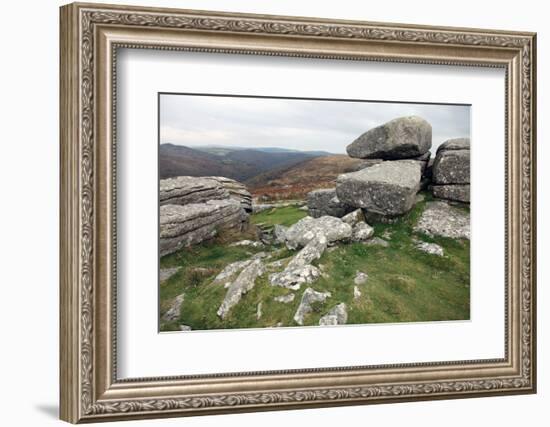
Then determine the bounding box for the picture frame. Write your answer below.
[59,2,537,423]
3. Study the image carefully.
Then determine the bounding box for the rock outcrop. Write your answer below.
[160,199,248,256]
[159,176,252,256]
[346,116,432,160]
[336,160,422,217]
[307,188,353,218]
[414,201,470,240]
[432,138,470,203]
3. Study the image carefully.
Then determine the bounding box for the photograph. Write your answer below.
[158,94,471,332]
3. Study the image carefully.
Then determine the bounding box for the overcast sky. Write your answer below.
[160,94,470,154]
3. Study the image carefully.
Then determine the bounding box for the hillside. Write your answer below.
[160,143,324,181]
[246,155,364,200]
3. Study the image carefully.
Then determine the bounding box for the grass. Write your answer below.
[159,193,470,331]
[250,204,308,227]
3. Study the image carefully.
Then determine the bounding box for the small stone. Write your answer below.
[354,271,368,285]
[381,230,393,240]
[274,293,295,303]
[341,209,366,226]
[230,240,264,248]
[319,303,348,326]
[414,239,444,256]
[160,267,180,284]
[293,288,331,325]
[179,324,192,331]
[162,293,185,322]
[362,237,390,247]
[256,302,263,320]
[353,286,362,300]
[352,222,375,241]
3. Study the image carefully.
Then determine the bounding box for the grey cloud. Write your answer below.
[160,94,470,154]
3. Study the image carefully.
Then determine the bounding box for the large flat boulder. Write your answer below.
[346,116,432,159]
[432,149,470,184]
[284,216,352,249]
[160,199,248,256]
[160,176,252,212]
[307,188,353,218]
[336,160,422,217]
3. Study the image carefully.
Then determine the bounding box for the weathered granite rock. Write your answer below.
[274,293,295,303]
[256,302,263,320]
[293,288,332,325]
[436,137,470,153]
[353,286,362,300]
[336,160,422,217]
[354,271,368,285]
[270,234,327,290]
[414,201,470,240]
[273,224,288,244]
[284,216,352,249]
[341,209,365,226]
[217,259,265,319]
[352,222,374,241]
[319,303,348,326]
[287,234,328,268]
[213,259,253,287]
[432,184,470,203]
[269,265,321,291]
[414,239,444,256]
[179,324,192,331]
[433,149,470,184]
[346,116,432,159]
[160,176,252,212]
[160,199,248,256]
[307,188,353,218]
[162,293,184,322]
[160,267,180,284]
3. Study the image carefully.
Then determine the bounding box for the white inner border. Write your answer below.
[116,49,505,378]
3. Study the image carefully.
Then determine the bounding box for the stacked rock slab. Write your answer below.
[307,188,353,218]
[160,200,248,256]
[159,176,250,256]
[336,160,423,219]
[318,116,432,222]
[431,138,470,203]
[160,175,252,212]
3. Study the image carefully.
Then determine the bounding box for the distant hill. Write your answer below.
[246,155,364,201]
[159,143,328,181]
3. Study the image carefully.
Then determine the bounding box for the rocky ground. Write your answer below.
[160,193,470,331]
[159,115,471,332]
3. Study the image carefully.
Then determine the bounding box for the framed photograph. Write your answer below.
[60,2,537,423]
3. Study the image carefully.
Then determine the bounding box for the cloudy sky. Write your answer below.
[160,94,470,154]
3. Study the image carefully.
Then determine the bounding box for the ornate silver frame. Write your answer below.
[60,2,537,423]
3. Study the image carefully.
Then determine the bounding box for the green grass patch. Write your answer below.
[251,205,307,227]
